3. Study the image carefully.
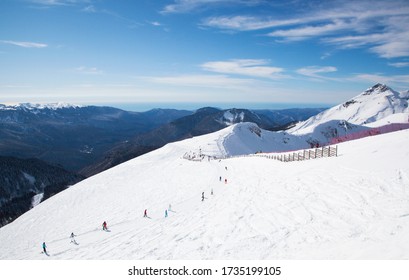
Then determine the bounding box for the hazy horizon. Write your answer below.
[0,101,333,112]
[104,102,333,112]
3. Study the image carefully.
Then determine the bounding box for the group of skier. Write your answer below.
[42,232,77,255]
[143,205,171,218]
[42,164,228,256]
[202,166,228,201]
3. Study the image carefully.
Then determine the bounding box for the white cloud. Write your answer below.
[148,21,162,27]
[320,52,333,60]
[161,0,262,14]
[268,20,351,42]
[200,1,409,59]
[370,38,409,59]
[202,16,301,31]
[138,59,288,96]
[201,59,286,79]
[388,62,409,68]
[162,0,221,14]
[324,30,409,59]
[324,34,379,49]
[29,0,65,5]
[75,66,103,75]
[322,11,409,59]
[296,66,338,81]
[82,5,96,13]
[1,40,47,48]
[29,0,91,5]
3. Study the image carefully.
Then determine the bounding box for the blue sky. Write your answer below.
[1,0,409,109]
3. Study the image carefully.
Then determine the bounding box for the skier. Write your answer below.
[225,178,227,184]
[225,166,228,171]
[70,232,76,242]
[144,209,148,218]
[102,221,107,231]
[168,204,172,211]
[165,209,168,218]
[211,188,214,195]
[201,192,205,201]
[219,176,222,182]
[42,242,47,254]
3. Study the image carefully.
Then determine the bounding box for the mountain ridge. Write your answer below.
[289,83,409,135]
[0,104,192,172]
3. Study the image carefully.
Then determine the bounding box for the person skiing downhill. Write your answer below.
[102,221,107,231]
[70,232,77,244]
[219,176,222,182]
[42,242,47,254]
[144,209,148,218]
[165,209,168,218]
[201,192,205,201]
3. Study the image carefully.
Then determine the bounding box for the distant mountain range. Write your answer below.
[0,103,191,172]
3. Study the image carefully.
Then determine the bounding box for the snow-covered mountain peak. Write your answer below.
[361,83,391,95]
[0,102,83,111]
[289,84,409,135]
[20,102,83,110]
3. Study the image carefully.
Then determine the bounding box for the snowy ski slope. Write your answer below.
[0,123,408,259]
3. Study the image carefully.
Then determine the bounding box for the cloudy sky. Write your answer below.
[1,0,409,109]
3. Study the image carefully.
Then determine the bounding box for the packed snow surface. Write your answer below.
[0,123,409,260]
